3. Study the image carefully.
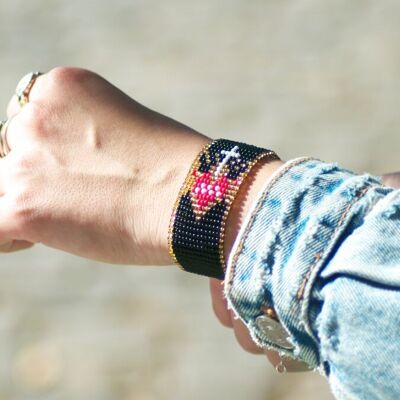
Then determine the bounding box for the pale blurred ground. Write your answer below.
[0,1,399,399]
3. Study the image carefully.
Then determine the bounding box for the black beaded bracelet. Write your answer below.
[168,138,279,279]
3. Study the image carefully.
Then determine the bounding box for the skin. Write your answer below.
[3,67,399,373]
[3,67,211,263]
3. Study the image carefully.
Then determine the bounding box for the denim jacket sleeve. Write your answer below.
[224,157,400,400]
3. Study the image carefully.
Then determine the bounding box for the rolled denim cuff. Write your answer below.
[223,157,389,371]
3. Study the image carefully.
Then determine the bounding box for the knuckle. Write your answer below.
[19,102,48,137]
[19,102,40,123]
[47,66,96,86]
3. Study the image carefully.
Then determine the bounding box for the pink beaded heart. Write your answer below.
[190,171,234,214]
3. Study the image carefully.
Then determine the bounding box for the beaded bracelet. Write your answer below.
[168,138,279,279]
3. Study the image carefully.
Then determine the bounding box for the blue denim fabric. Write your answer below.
[224,157,400,399]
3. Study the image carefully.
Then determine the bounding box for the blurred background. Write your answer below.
[0,1,399,399]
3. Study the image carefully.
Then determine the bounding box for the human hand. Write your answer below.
[1,67,211,264]
[210,278,313,372]
[4,67,400,370]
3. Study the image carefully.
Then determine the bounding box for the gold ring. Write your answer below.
[15,71,43,107]
[0,119,12,158]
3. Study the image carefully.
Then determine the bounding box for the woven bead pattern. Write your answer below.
[168,138,279,279]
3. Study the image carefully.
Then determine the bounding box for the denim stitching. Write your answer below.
[225,157,316,290]
[296,184,379,301]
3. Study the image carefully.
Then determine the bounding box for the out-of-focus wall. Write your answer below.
[0,1,399,399]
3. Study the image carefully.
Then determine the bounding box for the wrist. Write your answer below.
[157,134,212,264]
[165,137,282,275]
[121,125,211,266]
[223,158,284,265]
